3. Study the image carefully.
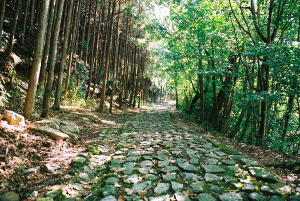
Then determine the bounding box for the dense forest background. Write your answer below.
[0,0,299,155]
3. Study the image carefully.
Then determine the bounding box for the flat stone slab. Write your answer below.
[36,126,69,141]
[249,167,279,182]
[132,181,152,193]
[190,181,204,193]
[145,174,158,181]
[269,196,284,201]
[181,172,199,182]
[171,182,183,191]
[205,173,222,183]
[4,110,25,126]
[158,160,169,167]
[219,192,243,201]
[202,165,225,174]
[45,163,60,173]
[101,196,117,201]
[175,192,191,201]
[242,184,255,192]
[60,120,79,136]
[270,183,292,196]
[124,162,136,169]
[154,183,170,195]
[177,163,198,173]
[249,192,267,200]
[205,158,219,165]
[140,160,153,167]
[124,174,139,184]
[240,158,258,167]
[195,193,216,201]
[161,166,178,173]
[149,195,170,201]
[45,188,62,199]
[154,155,168,160]
[162,173,176,181]
[106,177,119,185]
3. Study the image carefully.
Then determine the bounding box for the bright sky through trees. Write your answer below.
[154,4,169,23]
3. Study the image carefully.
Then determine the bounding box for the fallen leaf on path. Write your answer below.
[138,190,147,196]
[153,161,158,168]
[118,195,126,201]
[66,188,77,195]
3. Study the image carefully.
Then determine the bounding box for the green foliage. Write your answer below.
[147,0,300,153]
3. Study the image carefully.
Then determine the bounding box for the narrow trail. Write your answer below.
[38,104,298,201]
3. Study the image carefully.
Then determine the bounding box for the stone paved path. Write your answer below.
[39,104,299,201]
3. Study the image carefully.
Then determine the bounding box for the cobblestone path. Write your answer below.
[41,104,299,201]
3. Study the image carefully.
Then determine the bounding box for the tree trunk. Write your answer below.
[85,0,97,99]
[63,0,81,99]
[99,0,116,112]
[198,46,204,122]
[257,60,270,144]
[282,93,295,142]
[83,0,92,63]
[129,46,137,106]
[0,0,6,48]
[38,0,56,86]
[53,0,74,110]
[29,0,36,34]
[3,0,22,58]
[24,0,50,120]
[41,0,65,118]
[175,87,179,109]
[21,0,30,45]
[119,17,130,108]
[133,50,141,108]
[79,0,89,57]
[109,1,120,114]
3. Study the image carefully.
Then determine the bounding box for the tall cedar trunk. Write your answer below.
[38,0,56,86]
[24,0,50,119]
[3,0,22,58]
[139,57,145,108]
[129,46,137,106]
[124,32,131,99]
[133,50,141,108]
[119,16,129,108]
[198,46,204,122]
[35,0,41,26]
[109,1,120,114]
[85,0,97,99]
[282,88,296,142]
[29,0,36,34]
[21,0,29,45]
[0,0,6,48]
[41,0,65,118]
[63,0,81,99]
[84,0,92,63]
[91,0,106,97]
[99,0,116,112]
[54,0,74,109]
[175,87,179,109]
[211,40,218,127]
[79,0,89,57]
